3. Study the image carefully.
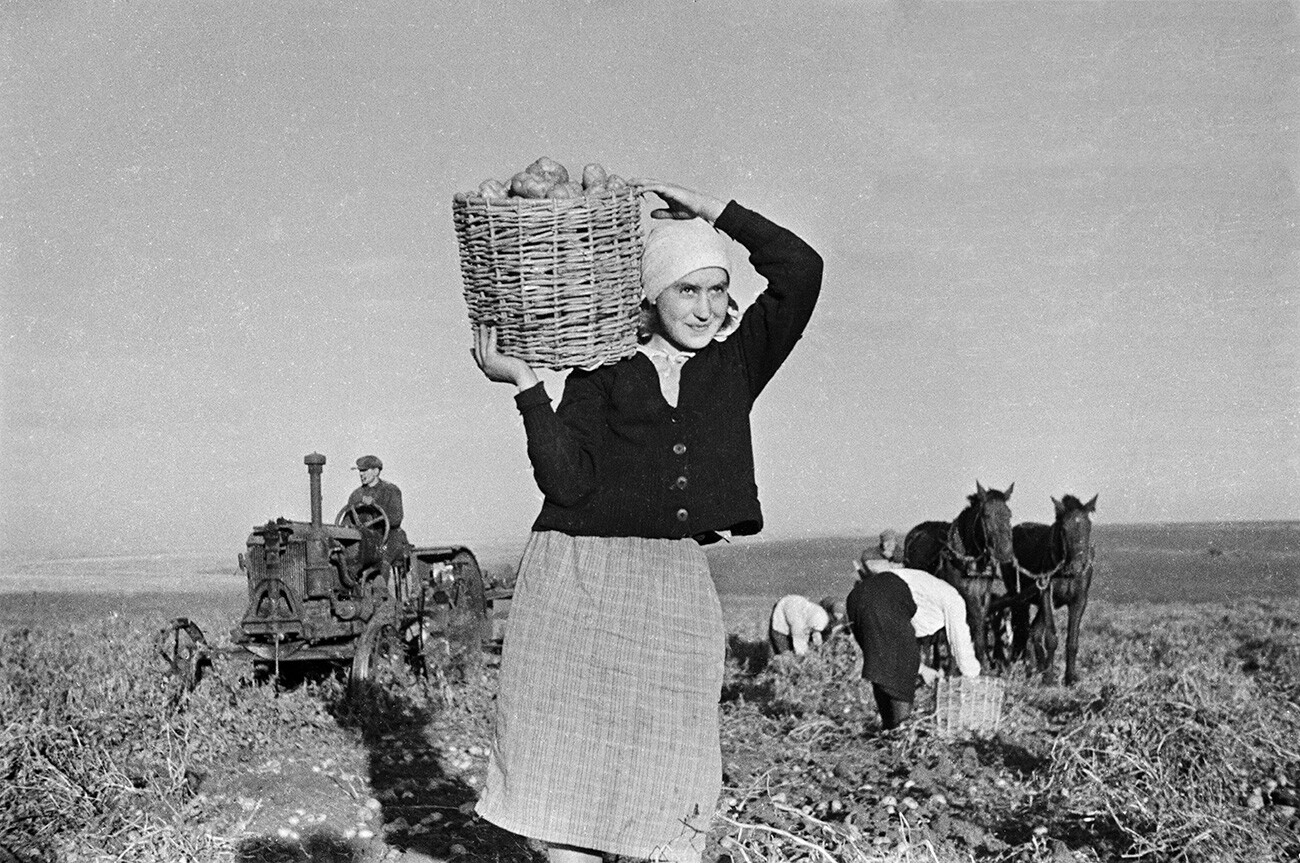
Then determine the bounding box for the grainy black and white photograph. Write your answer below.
[2,2,1298,861]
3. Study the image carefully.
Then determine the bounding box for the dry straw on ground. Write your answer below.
[3,599,1299,862]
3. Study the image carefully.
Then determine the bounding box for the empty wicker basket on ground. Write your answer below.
[452,187,644,371]
[932,677,1006,738]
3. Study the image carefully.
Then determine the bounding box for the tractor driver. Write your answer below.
[348,455,408,571]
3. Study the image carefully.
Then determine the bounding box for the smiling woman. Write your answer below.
[649,266,730,343]
[641,217,733,353]
[469,179,824,863]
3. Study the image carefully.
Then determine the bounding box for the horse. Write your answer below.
[903,481,1016,669]
[1002,494,1097,685]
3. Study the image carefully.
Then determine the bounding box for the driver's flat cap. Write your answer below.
[353,455,383,470]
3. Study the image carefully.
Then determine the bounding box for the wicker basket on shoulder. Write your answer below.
[452,187,644,371]
[933,677,1006,738]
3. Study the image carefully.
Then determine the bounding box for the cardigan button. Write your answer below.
[675,508,689,522]
[674,476,688,490]
[672,442,687,455]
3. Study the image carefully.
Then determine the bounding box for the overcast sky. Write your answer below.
[3,1,1297,561]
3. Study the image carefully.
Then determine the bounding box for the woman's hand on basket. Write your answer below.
[472,324,539,391]
[631,180,725,224]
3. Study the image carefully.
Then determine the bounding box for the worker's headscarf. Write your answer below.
[640,217,731,304]
[820,596,847,624]
[638,217,738,342]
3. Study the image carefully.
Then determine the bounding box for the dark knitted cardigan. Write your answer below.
[513,201,823,541]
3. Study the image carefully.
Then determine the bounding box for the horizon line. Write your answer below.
[6,517,1296,566]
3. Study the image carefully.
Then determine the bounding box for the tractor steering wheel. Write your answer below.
[335,502,391,544]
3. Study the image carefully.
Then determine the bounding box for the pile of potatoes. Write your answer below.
[462,156,629,201]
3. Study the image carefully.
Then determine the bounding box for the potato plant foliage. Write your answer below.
[2,598,1298,862]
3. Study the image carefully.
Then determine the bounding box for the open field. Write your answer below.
[2,522,1298,862]
[5,521,1297,620]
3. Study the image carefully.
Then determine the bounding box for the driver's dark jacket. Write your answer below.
[513,201,822,541]
[347,478,403,529]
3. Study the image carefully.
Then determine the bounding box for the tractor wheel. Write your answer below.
[449,549,490,650]
[157,618,209,690]
[350,612,401,688]
[423,549,488,681]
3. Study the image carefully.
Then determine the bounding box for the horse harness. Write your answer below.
[940,520,1000,581]
[1010,517,1096,597]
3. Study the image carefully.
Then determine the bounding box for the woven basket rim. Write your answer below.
[938,676,1006,690]
[453,186,637,208]
[934,677,1007,700]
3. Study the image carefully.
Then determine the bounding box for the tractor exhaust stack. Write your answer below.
[304,452,326,528]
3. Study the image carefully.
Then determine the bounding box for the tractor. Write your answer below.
[158,452,507,689]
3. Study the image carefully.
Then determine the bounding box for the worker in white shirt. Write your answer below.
[768,595,843,656]
[846,552,980,729]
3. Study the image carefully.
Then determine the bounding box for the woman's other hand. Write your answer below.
[472,324,539,390]
[630,179,725,224]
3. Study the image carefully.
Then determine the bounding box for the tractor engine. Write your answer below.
[233,453,387,651]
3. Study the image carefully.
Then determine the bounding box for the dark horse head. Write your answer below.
[1052,494,1097,575]
[957,481,1016,569]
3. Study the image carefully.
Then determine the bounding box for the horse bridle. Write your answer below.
[943,498,1005,579]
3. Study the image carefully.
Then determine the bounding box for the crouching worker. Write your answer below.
[769,595,845,657]
[846,562,980,730]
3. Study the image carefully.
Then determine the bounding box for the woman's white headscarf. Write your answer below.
[640,217,731,303]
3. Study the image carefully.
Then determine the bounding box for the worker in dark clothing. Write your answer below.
[348,455,408,572]
[349,455,403,526]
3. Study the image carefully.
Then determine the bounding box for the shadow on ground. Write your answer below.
[234,673,541,863]
[235,832,365,863]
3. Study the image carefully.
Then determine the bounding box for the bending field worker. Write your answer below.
[847,552,980,730]
[470,180,823,863]
[769,594,844,656]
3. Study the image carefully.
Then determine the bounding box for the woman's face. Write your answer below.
[652,267,730,351]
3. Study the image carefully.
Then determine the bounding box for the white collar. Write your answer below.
[637,334,695,364]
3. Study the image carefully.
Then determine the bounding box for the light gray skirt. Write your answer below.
[476,531,725,862]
